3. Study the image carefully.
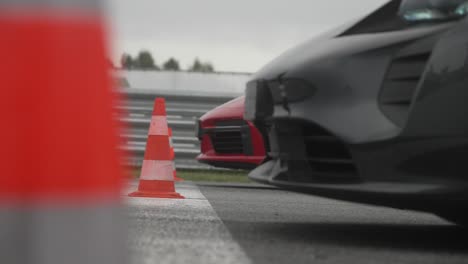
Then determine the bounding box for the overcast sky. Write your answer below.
[108,0,388,73]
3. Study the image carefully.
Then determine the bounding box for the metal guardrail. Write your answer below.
[119,89,239,169]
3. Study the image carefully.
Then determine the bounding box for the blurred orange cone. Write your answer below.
[169,128,184,182]
[0,1,126,264]
[129,98,184,199]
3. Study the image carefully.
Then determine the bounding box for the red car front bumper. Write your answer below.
[196,96,266,170]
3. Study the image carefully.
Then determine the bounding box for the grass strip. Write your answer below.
[130,168,252,183]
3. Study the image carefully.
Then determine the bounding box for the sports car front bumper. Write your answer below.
[244,19,468,212]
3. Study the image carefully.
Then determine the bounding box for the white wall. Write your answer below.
[120,70,250,96]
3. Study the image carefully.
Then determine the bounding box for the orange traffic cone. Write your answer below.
[129,98,184,199]
[0,2,126,264]
[168,128,184,182]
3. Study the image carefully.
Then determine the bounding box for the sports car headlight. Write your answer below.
[401,1,468,22]
[403,9,445,21]
[455,2,468,16]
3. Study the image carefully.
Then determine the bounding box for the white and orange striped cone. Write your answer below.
[168,128,184,182]
[129,98,184,199]
[0,1,126,264]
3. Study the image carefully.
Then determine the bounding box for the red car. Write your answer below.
[196,96,266,170]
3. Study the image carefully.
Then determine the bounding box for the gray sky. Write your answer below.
[108,0,388,72]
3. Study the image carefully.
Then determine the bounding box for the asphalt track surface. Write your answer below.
[127,181,468,264]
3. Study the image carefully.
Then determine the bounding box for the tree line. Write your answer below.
[120,50,214,73]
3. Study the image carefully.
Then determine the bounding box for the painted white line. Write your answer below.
[126,182,252,264]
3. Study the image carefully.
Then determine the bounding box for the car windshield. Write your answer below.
[400,0,468,21]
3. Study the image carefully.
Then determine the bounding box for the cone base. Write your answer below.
[128,180,184,199]
[128,191,184,199]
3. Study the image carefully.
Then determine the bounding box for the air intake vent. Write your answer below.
[210,120,252,155]
[303,124,358,179]
[211,130,244,154]
[380,52,431,126]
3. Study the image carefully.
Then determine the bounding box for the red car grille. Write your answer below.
[210,120,252,155]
